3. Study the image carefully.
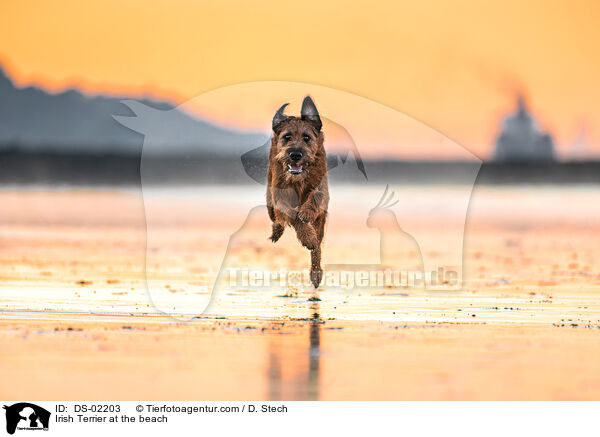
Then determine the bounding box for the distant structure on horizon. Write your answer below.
[566,125,590,161]
[492,95,555,163]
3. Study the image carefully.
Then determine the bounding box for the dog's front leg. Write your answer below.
[273,190,318,249]
[272,189,299,222]
[297,185,327,224]
[269,201,294,243]
[269,188,299,243]
[293,221,318,250]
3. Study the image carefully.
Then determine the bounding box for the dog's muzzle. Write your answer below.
[289,151,303,162]
[287,150,304,174]
[287,163,304,174]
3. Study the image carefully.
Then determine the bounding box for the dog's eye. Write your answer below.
[283,134,292,141]
[303,134,311,142]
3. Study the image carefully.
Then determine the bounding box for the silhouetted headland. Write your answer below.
[2,147,600,186]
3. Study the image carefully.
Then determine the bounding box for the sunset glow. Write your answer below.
[1,0,599,158]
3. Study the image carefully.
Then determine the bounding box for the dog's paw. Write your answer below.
[300,235,318,251]
[269,223,284,243]
[297,212,308,223]
[297,207,315,223]
[310,268,323,288]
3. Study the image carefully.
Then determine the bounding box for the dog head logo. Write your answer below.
[3,403,50,435]
[114,82,481,319]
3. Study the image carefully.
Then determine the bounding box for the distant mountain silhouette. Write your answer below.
[0,66,267,154]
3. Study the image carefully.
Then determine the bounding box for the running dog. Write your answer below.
[266,96,329,288]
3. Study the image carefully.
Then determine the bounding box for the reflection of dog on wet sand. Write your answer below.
[266,96,329,288]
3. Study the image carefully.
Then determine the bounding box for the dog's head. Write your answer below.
[271,96,324,182]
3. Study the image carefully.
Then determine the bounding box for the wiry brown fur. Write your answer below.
[266,100,329,288]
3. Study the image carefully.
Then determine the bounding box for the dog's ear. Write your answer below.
[272,103,290,133]
[301,96,322,131]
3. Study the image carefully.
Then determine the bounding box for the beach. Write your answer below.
[1,185,600,400]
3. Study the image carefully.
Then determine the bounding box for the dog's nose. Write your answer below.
[289,151,303,162]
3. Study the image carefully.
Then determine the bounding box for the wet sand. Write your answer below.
[1,187,600,400]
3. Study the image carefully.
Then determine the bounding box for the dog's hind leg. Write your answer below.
[266,183,285,242]
[310,247,323,288]
[269,222,284,242]
[309,213,326,288]
[313,212,326,243]
[266,195,277,223]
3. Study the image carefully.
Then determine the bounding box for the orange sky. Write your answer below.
[1,0,599,159]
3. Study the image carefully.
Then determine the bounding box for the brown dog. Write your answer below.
[266,96,329,288]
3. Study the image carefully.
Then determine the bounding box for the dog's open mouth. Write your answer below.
[287,164,304,174]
